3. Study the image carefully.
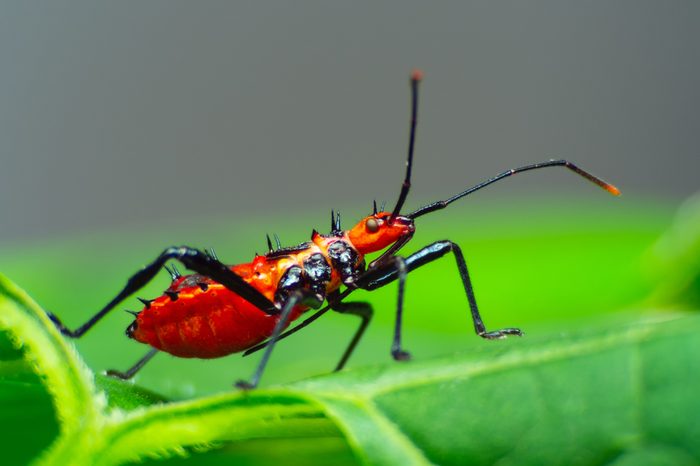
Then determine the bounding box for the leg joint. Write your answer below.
[161,246,202,263]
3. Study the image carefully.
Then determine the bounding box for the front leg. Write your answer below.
[355,240,522,359]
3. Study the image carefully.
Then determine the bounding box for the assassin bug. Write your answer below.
[47,70,620,389]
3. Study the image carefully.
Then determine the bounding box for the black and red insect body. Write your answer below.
[48,70,620,388]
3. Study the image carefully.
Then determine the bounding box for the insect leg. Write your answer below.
[105,348,159,380]
[388,257,411,360]
[241,292,371,373]
[356,240,522,357]
[48,246,277,338]
[242,288,357,357]
[331,301,374,371]
[236,290,305,390]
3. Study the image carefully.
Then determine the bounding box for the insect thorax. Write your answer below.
[272,238,364,308]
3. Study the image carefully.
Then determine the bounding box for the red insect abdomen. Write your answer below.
[130,284,304,358]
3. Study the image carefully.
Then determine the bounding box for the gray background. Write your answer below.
[1,1,698,246]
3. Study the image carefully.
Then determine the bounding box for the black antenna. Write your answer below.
[390,69,423,221]
[408,159,620,219]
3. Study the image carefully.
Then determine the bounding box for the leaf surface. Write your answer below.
[287,314,700,465]
[2,272,699,466]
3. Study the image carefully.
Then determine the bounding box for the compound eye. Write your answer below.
[366,218,379,233]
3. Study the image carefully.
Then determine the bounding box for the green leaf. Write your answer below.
[0,274,351,466]
[289,314,700,465]
[0,275,106,466]
[95,374,167,410]
[0,364,58,466]
[2,269,700,466]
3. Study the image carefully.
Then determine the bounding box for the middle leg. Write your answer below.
[331,300,374,371]
[241,290,373,372]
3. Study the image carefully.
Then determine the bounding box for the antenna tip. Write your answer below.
[605,184,621,196]
[410,68,424,82]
